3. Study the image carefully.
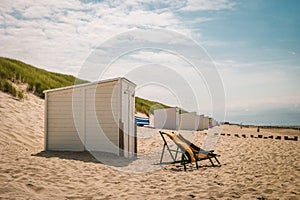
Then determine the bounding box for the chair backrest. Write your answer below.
[160,131,196,162]
[177,133,203,152]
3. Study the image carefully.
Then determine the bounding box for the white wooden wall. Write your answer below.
[45,78,136,157]
[203,116,209,130]
[197,114,205,131]
[46,89,85,151]
[84,81,120,154]
[121,79,136,158]
[154,107,179,130]
[179,112,198,130]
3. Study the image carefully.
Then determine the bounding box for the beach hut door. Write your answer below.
[122,85,135,158]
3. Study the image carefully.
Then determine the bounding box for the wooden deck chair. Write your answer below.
[177,133,221,167]
[159,131,197,171]
[160,131,220,171]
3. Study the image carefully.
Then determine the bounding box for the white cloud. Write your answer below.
[1,0,236,76]
[129,51,186,64]
[288,51,296,55]
[1,0,200,75]
[180,0,236,11]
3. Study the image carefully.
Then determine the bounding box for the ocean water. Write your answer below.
[224,108,300,127]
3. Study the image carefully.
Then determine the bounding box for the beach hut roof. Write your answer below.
[43,77,136,94]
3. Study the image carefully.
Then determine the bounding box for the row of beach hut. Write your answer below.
[150,107,219,131]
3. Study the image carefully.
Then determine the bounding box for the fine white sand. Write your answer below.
[0,91,299,199]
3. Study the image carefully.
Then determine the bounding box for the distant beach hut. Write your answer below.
[197,114,205,131]
[203,116,209,130]
[154,107,179,130]
[179,112,199,130]
[44,77,137,158]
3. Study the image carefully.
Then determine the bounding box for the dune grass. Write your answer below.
[135,97,170,117]
[0,57,87,98]
[0,57,182,116]
[0,79,24,99]
[135,97,186,117]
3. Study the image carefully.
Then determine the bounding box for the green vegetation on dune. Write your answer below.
[135,96,170,117]
[0,57,88,98]
[135,97,186,117]
[0,57,182,116]
[0,79,24,99]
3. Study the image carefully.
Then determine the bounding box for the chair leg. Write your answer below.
[181,154,188,171]
[215,157,221,166]
[195,160,199,169]
[160,144,166,164]
[209,157,215,166]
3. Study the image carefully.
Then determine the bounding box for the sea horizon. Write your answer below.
[224,111,300,127]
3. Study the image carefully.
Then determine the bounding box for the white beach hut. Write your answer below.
[197,114,205,131]
[179,112,198,130]
[44,77,136,158]
[203,116,209,130]
[154,107,179,130]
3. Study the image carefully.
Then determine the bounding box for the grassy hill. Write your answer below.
[135,97,170,116]
[0,57,173,116]
[0,57,88,98]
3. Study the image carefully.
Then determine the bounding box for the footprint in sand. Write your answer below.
[26,183,45,193]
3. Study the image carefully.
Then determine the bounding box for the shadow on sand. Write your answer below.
[32,151,137,167]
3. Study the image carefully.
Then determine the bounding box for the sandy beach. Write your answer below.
[0,91,299,199]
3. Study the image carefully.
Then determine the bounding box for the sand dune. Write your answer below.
[0,91,299,199]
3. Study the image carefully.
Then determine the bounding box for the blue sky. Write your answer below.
[199,0,300,61]
[1,0,299,125]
